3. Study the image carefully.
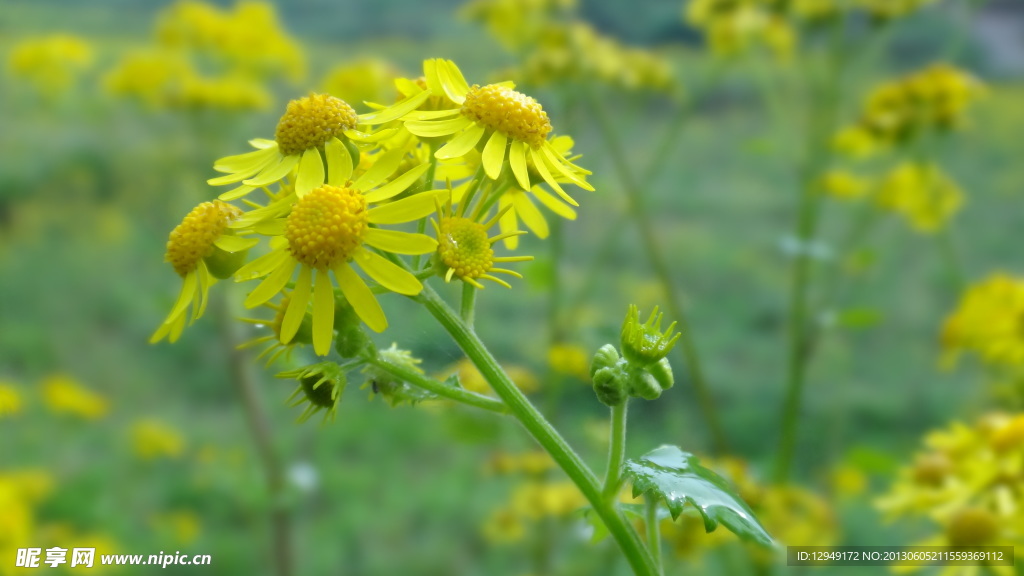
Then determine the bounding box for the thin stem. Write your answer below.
[414,282,659,576]
[603,400,629,501]
[645,497,663,576]
[365,354,507,413]
[215,288,292,576]
[586,89,729,455]
[460,283,477,326]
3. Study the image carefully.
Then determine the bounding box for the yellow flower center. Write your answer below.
[285,185,367,270]
[438,217,493,279]
[165,201,241,277]
[460,84,552,148]
[275,94,358,156]
[911,452,951,486]
[946,507,998,547]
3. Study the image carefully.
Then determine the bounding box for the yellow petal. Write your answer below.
[312,270,335,356]
[542,144,594,191]
[343,127,398,143]
[363,163,430,203]
[243,256,296,308]
[325,137,353,186]
[404,109,461,121]
[254,219,287,236]
[438,60,471,104]
[151,272,197,343]
[405,116,472,138]
[335,263,387,332]
[363,228,437,254]
[355,250,423,295]
[530,147,578,206]
[234,246,289,281]
[213,146,278,173]
[243,154,299,187]
[214,235,259,253]
[194,260,212,321]
[352,149,403,191]
[509,140,531,190]
[435,124,485,160]
[218,185,256,201]
[359,89,432,125]
[531,186,577,220]
[498,195,520,250]
[512,190,548,238]
[280,266,312,344]
[368,189,447,224]
[482,131,508,180]
[423,59,445,100]
[295,148,326,198]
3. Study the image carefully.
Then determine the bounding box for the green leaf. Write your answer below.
[623,445,774,546]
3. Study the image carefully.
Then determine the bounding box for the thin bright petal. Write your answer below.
[168,270,197,324]
[280,266,312,343]
[311,270,335,355]
[435,124,485,159]
[195,261,212,321]
[343,128,398,143]
[438,60,471,103]
[243,257,296,308]
[295,148,326,197]
[481,131,508,180]
[531,186,577,220]
[359,89,432,125]
[498,195,520,250]
[367,189,447,224]
[405,116,472,138]
[542,144,594,190]
[404,109,461,121]
[213,146,278,173]
[363,163,430,202]
[335,263,387,332]
[352,149,403,191]
[354,250,423,295]
[530,147,578,206]
[325,137,353,186]
[214,235,259,253]
[243,154,299,187]
[509,140,531,190]
[218,185,256,201]
[512,191,549,238]
[363,228,437,254]
[234,246,289,281]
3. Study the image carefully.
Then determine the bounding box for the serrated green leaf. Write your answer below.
[623,445,773,546]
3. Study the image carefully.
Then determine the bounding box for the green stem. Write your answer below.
[460,283,477,326]
[414,283,659,576]
[586,90,729,455]
[645,497,662,576]
[603,400,628,500]
[365,354,507,414]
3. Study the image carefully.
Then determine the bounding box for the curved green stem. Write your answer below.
[603,400,628,501]
[364,354,507,414]
[460,283,477,326]
[586,90,729,455]
[414,283,659,576]
[645,497,662,575]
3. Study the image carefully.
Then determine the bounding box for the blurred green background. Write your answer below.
[2,0,1022,574]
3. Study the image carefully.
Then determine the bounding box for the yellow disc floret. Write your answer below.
[275,93,358,156]
[438,217,493,279]
[285,185,367,270]
[166,201,241,277]
[461,84,552,148]
[946,507,998,547]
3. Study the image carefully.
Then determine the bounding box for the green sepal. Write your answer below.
[204,245,249,280]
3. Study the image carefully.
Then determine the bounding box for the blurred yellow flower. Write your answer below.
[685,0,796,61]
[853,0,939,20]
[830,464,868,497]
[6,34,93,95]
[132,419,186,460]
[942,274,1024,369]
[548,343,591,381]
[509,480,586,519]
[875,162,963,233]
[441,358,539,396]
[818,170,872,201]
[485,450,555,476]
[482,507,527,543]
[0,383,22,417]
[41,375,108,420]
[150,510,201,544]
[461,0,576,52]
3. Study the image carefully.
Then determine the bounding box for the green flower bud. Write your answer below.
[277,361,346,423]
[625,363,663,401]
[620,304,681,367]
[593,365,628,407]
[334,295,375,359]
[590,344,620,379]
[360,345,433,407]
[645,357,674,392]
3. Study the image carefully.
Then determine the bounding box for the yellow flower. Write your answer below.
[832,125,880,158]
[401,59,593,208]
[482,506,526,543]
[151,201,253,343]
[432,195,533,289]
[206,93,406,200]
[853,0,939,20]
[41,375,108,420]
[485,450,555,476]
[460,0,576,52]
[0,383,22,417]
[132,419,186,460]
[150,510,201,544]
[509,480,586,520]
[875,162,962,233]
[6,34,93,94]
[830,464,868,497]
[231,159,441,354]
[818,170,872,201]
[942,274,1024,369]
[548,343,590,381]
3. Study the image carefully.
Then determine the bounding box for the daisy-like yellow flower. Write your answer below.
[497,134,580,249]
[233,161,442,355]
[207,91,428,201]
[818,169,873,201]
[876,162,963,233]
[151,201,256,343]
[131,419,185,460]
[942,274,1024,369]
[41,374,108,420]
[432,195,533,289]
[402,59,594,207]
[0,382,22,417]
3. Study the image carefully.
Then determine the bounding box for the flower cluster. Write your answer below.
[942,274,1024,370]
[876,413,1024,556]
[153,59,592,359]
[463,0,676,94]
[6,34,93,95]
[835,64,985,157]
[875,162,963,233]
